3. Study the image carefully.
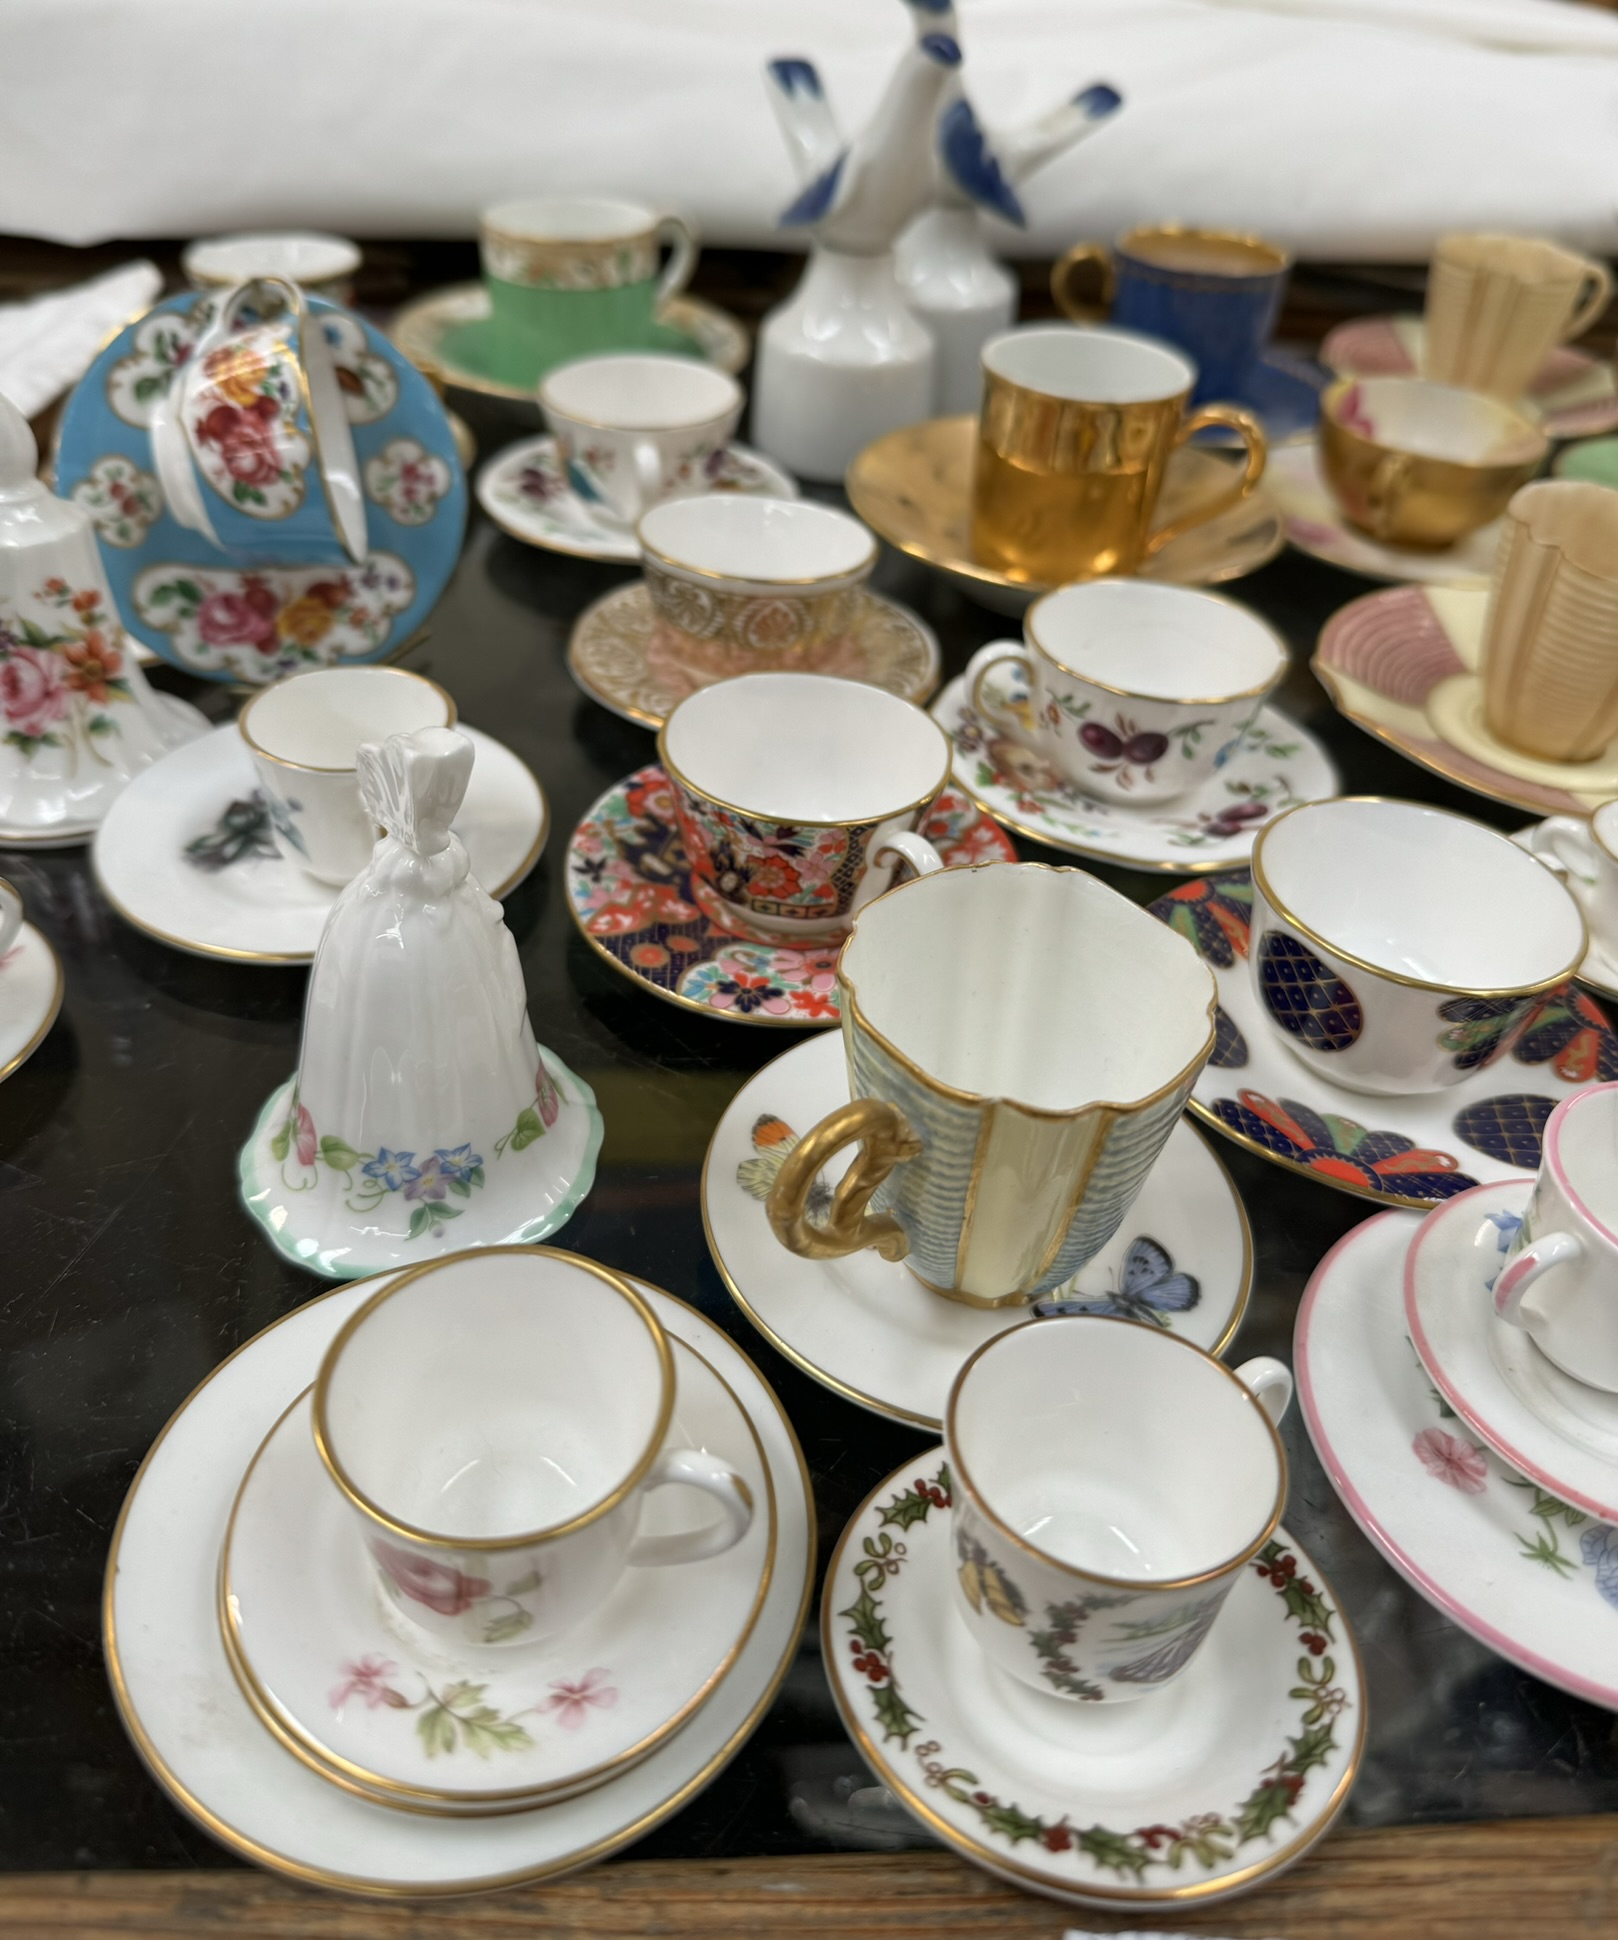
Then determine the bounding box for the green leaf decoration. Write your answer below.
[416,1704,458,1759]
[450,1178,472,1198]
[1518,1529,1576,1575]
[174,580,204,606]
[319,1136,364,1172]
[509,1107,543,1152]
[980,1800,1048,1845]
[1277,1578,1334,1635]
[1287,1721,1338,1775]
[1234,1777,1296,1843]
[869,1680,924,1747]
[468,1165,486,1188]
[841,1587,891,1657]
[132,373,166,401]
[407,1204,435,1241]
[457,1707,534,1757]
[879,1487,936,1531]
[269,1118,292,1162]
[503,1568,543,1597]
[1077,1825,1151,1877]
[86,714,117,737]
[480,1607,533,1645]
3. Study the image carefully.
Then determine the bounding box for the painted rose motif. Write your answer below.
[372,1539,491,1616]
[1412,1426,1488,1494]
[70,454,163,548]
[0,579,135,761]
[325,1654,619,1758]
[363,437,453,527]
[186,338,310,519]
[195,395,284,490]
[0,642,68,746]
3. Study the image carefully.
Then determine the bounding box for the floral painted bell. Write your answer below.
[0,393,206,843]
[239,725,603,1278]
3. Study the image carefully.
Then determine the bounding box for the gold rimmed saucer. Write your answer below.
[845,416,1284,615]
[567,582,940,730]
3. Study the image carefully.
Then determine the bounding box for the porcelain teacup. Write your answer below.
[311,1247,755,1649]
[1493,1082,1618,1394]
[0,879,22,967]
[539,353,743,528]
[963,580,1287,806]
[1248,797,1586,1097]
[765,860,1216,1307]
[658,672,948,940]
[946,1315,1291,1702]
[1425,233,1613,403]
[182,232,362,304]
[1525,801,1618,967]
[237,666,455,884]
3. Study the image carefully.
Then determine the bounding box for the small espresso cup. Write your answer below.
[1493,1082,1618,1394]
[1318,376,1546,551]
[658,672,948,940]
[539,353,743,527]
[1249,797,1586,1096]
[238,666,455,884]
[963,579,1287,805]
[182,232,361,304]
[1524,801,1618,966]
[971,325,1267,584]
[1425,233,1613,402]
[946,1315,1292,1702]
[1052,225,1290,404]
[766,861,1216,1306]
[312,1247,754,1648]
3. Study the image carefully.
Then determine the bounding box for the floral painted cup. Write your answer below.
[237,666,454,884]
[658,672,949,940]
[963,580,1288,806]
[311,1246,755,1648]
[539,353,743,528]
[1248,797,1586,1097]
[946,1315,1292,1702]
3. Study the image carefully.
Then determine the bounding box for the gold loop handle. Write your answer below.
[1144,404,1268,559]
[1050,244,1115,324]
[1565,260,1614,343]
[1364,450,1415,542]
[765,1097,922,1264]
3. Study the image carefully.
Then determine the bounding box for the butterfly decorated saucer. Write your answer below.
[105,1271,814,1893]
[94,722,547,965]
[701,1032,1251,1427]
[567,583,940,731]
[1147,867,1618,1209]
[932,675,1338,873]
[220,1340,775,1815]
[566,766,1013,1027]
[823,1453,1362,1911]
[0,917,62,1085]
[1297,1209,1618,1709]
[1268,443,1500,587]
[477,436,796,564]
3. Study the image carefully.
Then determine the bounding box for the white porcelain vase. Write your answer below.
[894,208,1015,416]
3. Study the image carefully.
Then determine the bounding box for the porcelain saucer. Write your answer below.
[477,436,796,564]
[567,767,1011,1028]
[932,675,1338,873]
[1146,866,1618,1208]
[822,1452,1363,1911]
[567,582,941,731]
[1315,586,1611,817]
[1297,1209,1618,1708]
[1322,315,1618,442]
[221,1340,775,1815]
[93,722,548,965]
[702,1031,1251,1427]
[1509,825,1618,1002]
[844,416,1285,618]
[0,692,212,849]
[104,1272,814,1895]
[0,920,63,1084]
[1268,443,1501,586]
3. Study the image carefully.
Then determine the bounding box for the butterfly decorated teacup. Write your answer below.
[766,860,1216,1307]
[1249,797,1586,1097]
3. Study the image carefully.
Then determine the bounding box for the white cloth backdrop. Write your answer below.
[3,0,1616,258]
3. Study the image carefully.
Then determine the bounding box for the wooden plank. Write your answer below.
[2,1819,1616,1940]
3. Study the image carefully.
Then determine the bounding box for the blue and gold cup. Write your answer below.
[1053,225,1290,405]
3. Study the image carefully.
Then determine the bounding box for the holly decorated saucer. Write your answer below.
[566,766,1013,1027]
[104,1272,815,1894]
[1268,443,1500,587]
[477,436,795,564]
[823,1454,1363,1911]
[567,582,940,731]
[0,916,62,1085]
[701,1032,1251,1427]
[1297,1209,1618,1709]
[93,722,547,964]
[221,1340,774,1814]
[931,675,1338,872]
[1147,866,1618,1209]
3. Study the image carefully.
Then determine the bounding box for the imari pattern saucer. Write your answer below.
[477,437,796,565]
[1267,443,1501,586]
[823,1454,1363,1909]
[567,767,1013,1025]
[1298,1210,1618,1709]
[567,582,940,731]
[1322,315,1618,442]
[0,920,62,1084]
[932,676,1338,873]
[1148,867,1618,1208]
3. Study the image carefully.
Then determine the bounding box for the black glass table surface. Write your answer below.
[3,405,1617,1877]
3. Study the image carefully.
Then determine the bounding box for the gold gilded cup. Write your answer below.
[970,325,1267,584]
[1318,376,1546,551]
[1426,233,1613,402]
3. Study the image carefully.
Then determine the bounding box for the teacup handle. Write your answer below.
[625,1446,754,1567]
[1564,260,1614,343]
[873,831,944,881]
[1144,406,1268,558]
[1050,243,1114,324]
[1522,815,1598,889]
[0,878,23,960]
[1234,1354,1293,1426]
[612,438,670,527]
[655,215,699,309]
[767,1097,923,1264]
[1362,451,1414,544]
[965,641,1037,738]
[1495,1232,1584,1328]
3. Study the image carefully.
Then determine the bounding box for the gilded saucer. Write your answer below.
[567,582,940,731]
[0,920,63,1084]
[702,1031,1251,1427]
[1297,1209,1618,1708]
[823,1453,1363,1910]
[1268,443,1501,586]
[932,674,1338,873]
[1147,866,1618,1209]
[844,416,1285,618]
[566,766,1014,1028]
